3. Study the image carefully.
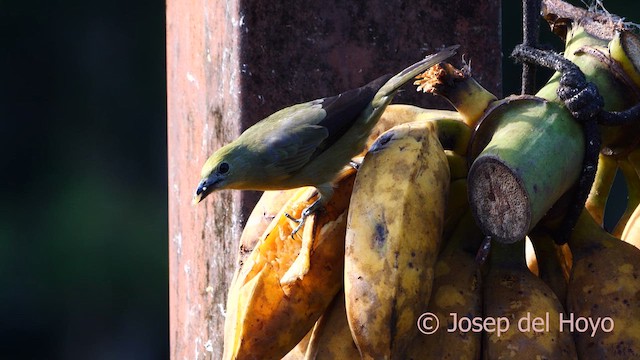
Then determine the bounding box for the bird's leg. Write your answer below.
[286,184,333,238]
[349,158,362,170]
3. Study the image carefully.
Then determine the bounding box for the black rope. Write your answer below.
[512,44,601,244]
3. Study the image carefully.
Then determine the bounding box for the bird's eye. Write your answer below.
[218,162,230,174]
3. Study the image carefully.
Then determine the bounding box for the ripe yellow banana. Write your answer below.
[406,211,483,360]
[526,237,539,276]
[366,104,471,156]
[304,291,360,360]
[622,201,640,250]
[344,120,450,359]
[223,168,356,360]
[567,210,640,359]
[609,29,640,90]
[483,239,578,359]
[622,149,640,249]
[441,178,469,244]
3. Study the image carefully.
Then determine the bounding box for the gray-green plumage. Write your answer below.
[193,46,458,207]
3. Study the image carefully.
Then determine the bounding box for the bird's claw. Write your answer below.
[285,212,307,238]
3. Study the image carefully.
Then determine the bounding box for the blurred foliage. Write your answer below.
[1,0,167,358]
[0,0,637,358]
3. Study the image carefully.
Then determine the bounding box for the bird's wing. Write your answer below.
[312,74,391,153]
[262,123,329,175]
[258,74,392,176]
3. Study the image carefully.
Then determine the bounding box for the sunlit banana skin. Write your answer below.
[622,202,640,250]
[609,30,640,90]
[366,104,471,156]
[223,169,356,360]
[567,211,640,359]
[406,211,483,360]
[483,239,577,359]
[529,231,572,305]
[345,121,450,359]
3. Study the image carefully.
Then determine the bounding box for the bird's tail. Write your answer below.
[373,45,459,105]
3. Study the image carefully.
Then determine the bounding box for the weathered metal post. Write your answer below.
[167,1,501,358]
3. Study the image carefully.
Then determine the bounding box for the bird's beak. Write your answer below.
[192,177,216,205]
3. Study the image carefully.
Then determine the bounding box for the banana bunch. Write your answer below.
[220,97,479,359]
[218,4,640,359]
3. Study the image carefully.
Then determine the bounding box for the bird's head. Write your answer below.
[192,144,252,205]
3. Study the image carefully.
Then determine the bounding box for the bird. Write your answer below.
[193,45,458,231]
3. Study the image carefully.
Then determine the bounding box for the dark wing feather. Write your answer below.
[310,74,392,157]
[260,74,392,176]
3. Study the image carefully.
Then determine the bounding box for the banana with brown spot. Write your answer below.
[345,121,450,359]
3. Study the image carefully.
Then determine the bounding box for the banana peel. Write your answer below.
[223,168,356,360]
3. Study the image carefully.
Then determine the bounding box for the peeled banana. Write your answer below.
[223,169,355,360]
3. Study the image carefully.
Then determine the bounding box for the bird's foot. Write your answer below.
[285,197,322,238]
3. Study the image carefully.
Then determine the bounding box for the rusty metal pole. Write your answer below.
[167,0,501,358]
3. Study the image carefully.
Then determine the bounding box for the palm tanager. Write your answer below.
[193,45,458,229]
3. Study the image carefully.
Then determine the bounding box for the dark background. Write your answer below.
[1,1,637,358]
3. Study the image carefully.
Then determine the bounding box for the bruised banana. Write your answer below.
[406,211,483,360]
[567,210,640,359]
[304,291,360,360]
[483,239,578,359]
[223,168,356,360]
[345,120,450,359]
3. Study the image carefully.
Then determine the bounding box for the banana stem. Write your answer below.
[414,62,497,129]
[468,96,584,243]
